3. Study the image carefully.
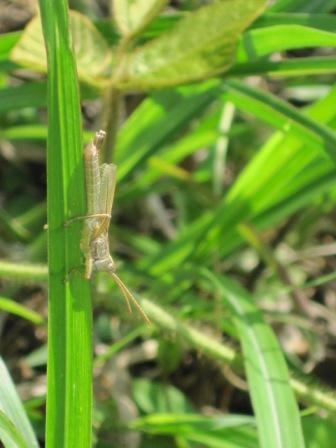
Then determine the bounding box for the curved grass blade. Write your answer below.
[237,24,336,62]
[223,80,336,164]
[139,78,336,275]
[115,80,222,181]
[202,271,305,448]
[0,409,30,448]
[0,297,44,325]
[0,357,39,448]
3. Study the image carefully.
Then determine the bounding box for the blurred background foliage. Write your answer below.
[1,0,336,447]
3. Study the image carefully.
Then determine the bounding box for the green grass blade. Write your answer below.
[237,24,336,62]
[302,415,336,448]
[0,260,48,282]
[0,81,96,116]
[0,125,93,144]
[0,209,31,242]
[37,1,92,447]
[231,55,336,78]
[0,297,44,325]
[223,80,336,163]
[0,82,47,114]
[269,0,335,13]
[0,409,29,448]
[203,271,305,448]
[141,81,336,275]
[115,80,222,180]
[0,125,48,141]
[255,12,336,31]
[0,357,39,448]
[132,413,258,448]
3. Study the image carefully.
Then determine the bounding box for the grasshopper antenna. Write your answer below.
[110,272,151,325]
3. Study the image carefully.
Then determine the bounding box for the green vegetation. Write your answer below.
[0,0,336,447]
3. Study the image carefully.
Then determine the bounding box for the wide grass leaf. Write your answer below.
[117,0,267,90]
[37,1,93,447]
[203,272,305,448]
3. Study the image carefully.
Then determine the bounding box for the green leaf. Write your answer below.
[117,0,267,90]
[37,1,93,447]
[237,25,336,63]
[115,80,222,180]
[0,297,44,325]
[254,12,336,32]
[0,410,29,448]
[303,415,336,448]
[0,81,96,115]
[143,82,336,275]
[0,32,20,62]
[10,10,111,85]
[223,80,336,164]
[0,260,48,282]
[0,125,93,144]
[0,82,46,114]
[269,0,335,13]
[0,357,39,448]
[133,379,192,414]
[112,0,168,36]
[231,55,336,78]
[203,272,305,448]
[132,413,258,448]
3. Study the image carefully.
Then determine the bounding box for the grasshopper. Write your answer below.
[80,130,150,324]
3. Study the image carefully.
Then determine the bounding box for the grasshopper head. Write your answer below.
[94,254,116,273]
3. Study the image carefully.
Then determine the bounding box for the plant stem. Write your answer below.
[139,298,336,413]
[101,36,131,163]
[102,86,122,163]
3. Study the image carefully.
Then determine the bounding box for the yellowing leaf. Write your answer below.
[11,11,111,84]
[116,0,267,90]
[112,0,168,36]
